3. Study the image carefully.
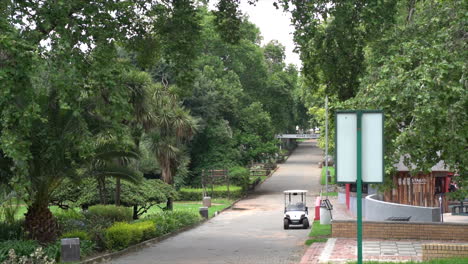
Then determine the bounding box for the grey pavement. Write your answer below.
[108,140,323,264]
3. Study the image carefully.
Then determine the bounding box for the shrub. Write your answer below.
[229,166,250,190]
[60,230,91,241]
[85,205,132,224]
[2,247,56,264]
[178,186,243,201]
[55,209,86,233]
[104,222,134,251]
[0,221,24,241]
[144,211,201,236]
[0,240,40,262]
[134,221,156,241]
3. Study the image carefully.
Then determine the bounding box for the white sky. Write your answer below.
[210,0,301,68]
[239,0,301,67]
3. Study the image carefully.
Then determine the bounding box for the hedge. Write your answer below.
[177,186,243,201]
[104,221,155,251]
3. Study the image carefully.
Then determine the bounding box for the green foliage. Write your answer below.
[177,186,243,201]
[320,167,336,185]
[60,230,91,241]
[229,166,250,190]
[0,240,40,262]
[143,210,201,236]
[104,222,135,251]
[305,238,327,246]
[1,246,56,264]
[85,205,133,224]
[0,221,23,241]
[346,0,467,180]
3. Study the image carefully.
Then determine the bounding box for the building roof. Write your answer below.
[395,155,450,172]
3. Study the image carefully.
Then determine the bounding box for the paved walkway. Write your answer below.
[108,140,323,264]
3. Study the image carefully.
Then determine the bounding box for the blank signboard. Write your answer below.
[336,113,357,183]
[361,113,383,183]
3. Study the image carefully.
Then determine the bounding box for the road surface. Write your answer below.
[109,140,323,264]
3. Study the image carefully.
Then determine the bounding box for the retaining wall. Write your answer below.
[332,220,468,241]
[422,244,468,260]
[365,194,441,222]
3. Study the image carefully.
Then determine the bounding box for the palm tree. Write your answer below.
[89,139,143,206]
[146,84,198,210]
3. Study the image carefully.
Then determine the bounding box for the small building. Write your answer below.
[383,158,453,212]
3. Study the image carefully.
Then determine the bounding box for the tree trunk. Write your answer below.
[98,177,107,204]
[166,197,174,211]
[115,177,121,206]
[24,203,58,244]
[133,205,139,220]
[162,163,174,210]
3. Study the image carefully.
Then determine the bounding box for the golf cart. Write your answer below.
[283,190,309,229]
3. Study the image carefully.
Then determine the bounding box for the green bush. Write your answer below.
[229,166,250,190]
[60,230,91,241]
[55,209,86,233]
[85,205,132,224]
[144,211,201,236]
[104,222,135,251]
[178,186,243,201]
[0,240,40,262]
[0,221,23,241]
[104,221,157,251]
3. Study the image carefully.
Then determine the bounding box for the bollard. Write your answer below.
[199,207,209,219]
[61,238,80,262]
[203,196,212,207]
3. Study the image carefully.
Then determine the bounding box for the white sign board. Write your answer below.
[336,111,384,183]
[336,113,357,183]
[361,113,384,183]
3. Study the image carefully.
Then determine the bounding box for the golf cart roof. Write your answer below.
[283,190,308,194]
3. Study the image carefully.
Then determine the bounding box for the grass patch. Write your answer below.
[347,258,468,264]
[305,220,331,245]
[320,166,336,185]
[305,238,327,246]
[9,200,233,220]
[142,199,233,218]
[308,220,331,237]
[322,192,338,197]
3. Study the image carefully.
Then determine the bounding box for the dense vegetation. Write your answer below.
[0,0,305,251]
[280,0,466,194]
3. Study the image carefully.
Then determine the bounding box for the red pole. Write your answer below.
[346,183,350,209]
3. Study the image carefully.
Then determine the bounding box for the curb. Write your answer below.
[81,199,244,264]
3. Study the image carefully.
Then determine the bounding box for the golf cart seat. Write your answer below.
[286,202,306,211]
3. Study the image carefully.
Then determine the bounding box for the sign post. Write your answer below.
[336,110,384,264]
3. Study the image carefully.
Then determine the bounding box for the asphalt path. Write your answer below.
[109,140,323,264]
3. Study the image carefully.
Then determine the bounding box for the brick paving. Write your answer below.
[299,238,467,264]
[299,242,326,264]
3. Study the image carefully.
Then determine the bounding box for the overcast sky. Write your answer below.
[209,1,301,67]
[239,1,300,67]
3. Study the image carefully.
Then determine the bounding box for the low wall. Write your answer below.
[422,244,468,260]
[332,220,468,241]
[365,194,440,222]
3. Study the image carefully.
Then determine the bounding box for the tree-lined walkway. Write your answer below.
[109,140,322,264]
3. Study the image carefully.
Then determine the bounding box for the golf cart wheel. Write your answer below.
[302,219,309,229]
[283,219,289,229]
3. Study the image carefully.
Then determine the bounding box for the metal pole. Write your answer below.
[325,96,329,199]
[357,111,363,264]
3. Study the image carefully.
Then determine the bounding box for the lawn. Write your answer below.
[7,199,233,220]
[347,258,468,264]
[322,191,338,197]
[320,166,336,185]
[305,220,331,245]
